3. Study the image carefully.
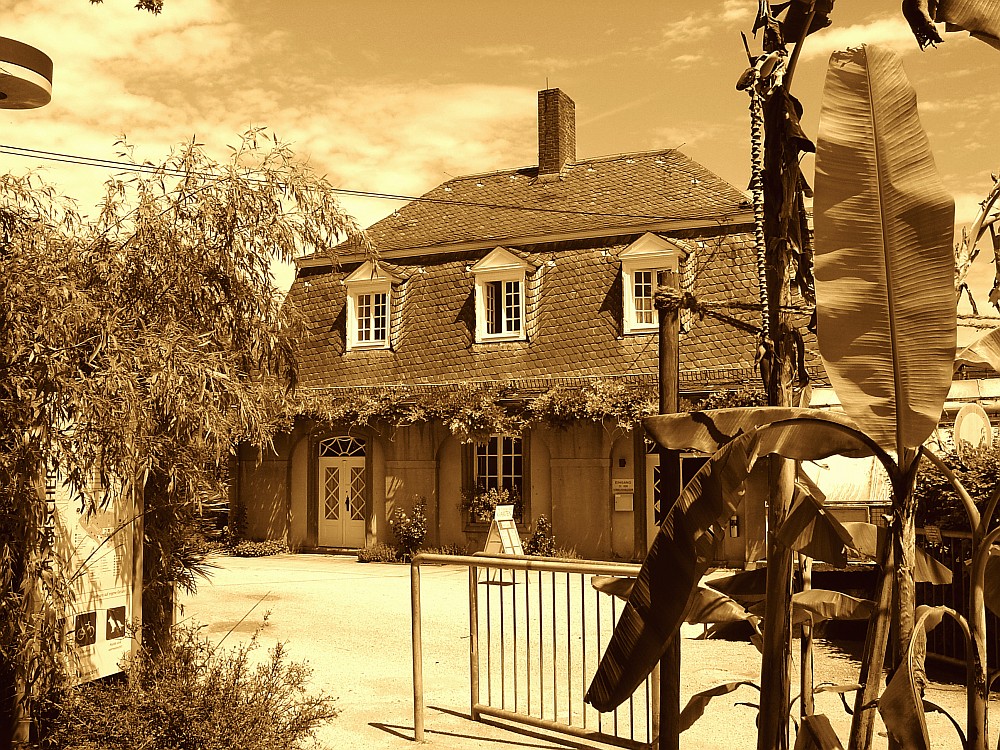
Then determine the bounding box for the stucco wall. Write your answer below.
[289,435,309,549]
[537,423,616,560]
[237,442,288,542]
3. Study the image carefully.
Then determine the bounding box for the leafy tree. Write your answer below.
[0,130,367,748]
[89,0,164,13]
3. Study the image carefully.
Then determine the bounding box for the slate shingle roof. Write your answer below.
[288,148,821,394]
[304,149,751,259]
[289,230,811,392]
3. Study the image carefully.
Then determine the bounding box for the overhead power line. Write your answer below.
[0,142,748,224]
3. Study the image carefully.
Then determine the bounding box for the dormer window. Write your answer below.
[620,233,682,335]
[344,261,400,351]
[471,247,531,342]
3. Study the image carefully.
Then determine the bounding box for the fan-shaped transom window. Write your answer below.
[319,436,366,457]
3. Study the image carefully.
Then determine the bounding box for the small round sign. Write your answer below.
[954,403,993,462]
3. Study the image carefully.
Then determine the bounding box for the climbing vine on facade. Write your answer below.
[285,379,764,443]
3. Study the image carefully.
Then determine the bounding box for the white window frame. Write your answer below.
[620,233,682,335]
[344,261,399,351]
[471,247,531,343]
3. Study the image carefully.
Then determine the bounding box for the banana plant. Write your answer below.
[593,570,874,740]
[586,43,956,750]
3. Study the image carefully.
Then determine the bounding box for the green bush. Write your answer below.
[228,538,288,557]
[421,543,467,556]
[915,444,1000,531]
[42,623,335,750]
[523,514,556,556]
[356,542,400,563]
[388,498,428,561]
[460,486,522,524]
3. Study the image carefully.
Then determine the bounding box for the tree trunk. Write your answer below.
[141,473,174,655]
[968,530,991,750]
[847,532,893,750]
[887,454,920,750]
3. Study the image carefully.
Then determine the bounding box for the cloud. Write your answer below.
[579,94,658,127]
[799,17,923,60]
[672,53,704,67]
[721,1,754,23]
[0,0,538,235]
[464,44,535,58]
[660,15,713,45]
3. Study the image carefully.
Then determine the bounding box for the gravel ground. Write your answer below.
[178,554,996,749]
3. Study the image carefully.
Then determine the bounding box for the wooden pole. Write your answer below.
[655,277,681,750]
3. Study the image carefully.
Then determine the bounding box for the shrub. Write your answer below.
[388,498,428,561]
[460,486,522,524]
[552,546,581,559]
[915,443,1000,531]
[42,622,335,750]
[228,538,288,557]
[421,543,467,556]
[356,542,400,563]
[523,514,556,556]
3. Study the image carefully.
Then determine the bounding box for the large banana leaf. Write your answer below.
[585,415,885,712]
[840,521,953,584]
[934,0,1000,48]
[879,606,965,750]
[643,407,865,456]
[813,44,956,456]
[956,326,1000,373]
[748,590,874,626]
[591,577,756,627]
[775,482,853,566]
[982,552,1000,616]
[679,681,759,733]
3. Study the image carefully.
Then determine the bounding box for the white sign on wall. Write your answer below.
[46,466,138,683]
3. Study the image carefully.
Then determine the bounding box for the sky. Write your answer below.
[2,0,999,322]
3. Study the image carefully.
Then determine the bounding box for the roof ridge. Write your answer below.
[435,147,692,187]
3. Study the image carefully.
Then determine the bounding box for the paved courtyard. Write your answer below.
[179,553,990,750]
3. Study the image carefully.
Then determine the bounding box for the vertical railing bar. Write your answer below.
[612,595,618,737]
[628,690,634,742]
[469,565,480,721]
[500,566,506,710]
[567,571,573,727]
[646,674,652,744]
[513,563,518,714]
[597,585,602,734]
[581,569,587,730]
[551,568,558,723]
[410,560,424,742]
[538,568,544,719]
[525,567,531,716]
[485,566,492,706]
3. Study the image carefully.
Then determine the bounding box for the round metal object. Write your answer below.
[0,37,52,109]
[954,402,993,462]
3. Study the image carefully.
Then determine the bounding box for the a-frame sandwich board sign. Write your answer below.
[480,504,522,584]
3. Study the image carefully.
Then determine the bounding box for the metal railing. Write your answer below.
[916,528,1000,668]
[411,552,658,749]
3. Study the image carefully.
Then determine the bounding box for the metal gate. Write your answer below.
[411,552,658,749]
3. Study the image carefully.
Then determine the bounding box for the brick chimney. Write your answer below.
[537,88,576,177]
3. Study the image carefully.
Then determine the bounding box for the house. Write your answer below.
[233,88,825,563]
